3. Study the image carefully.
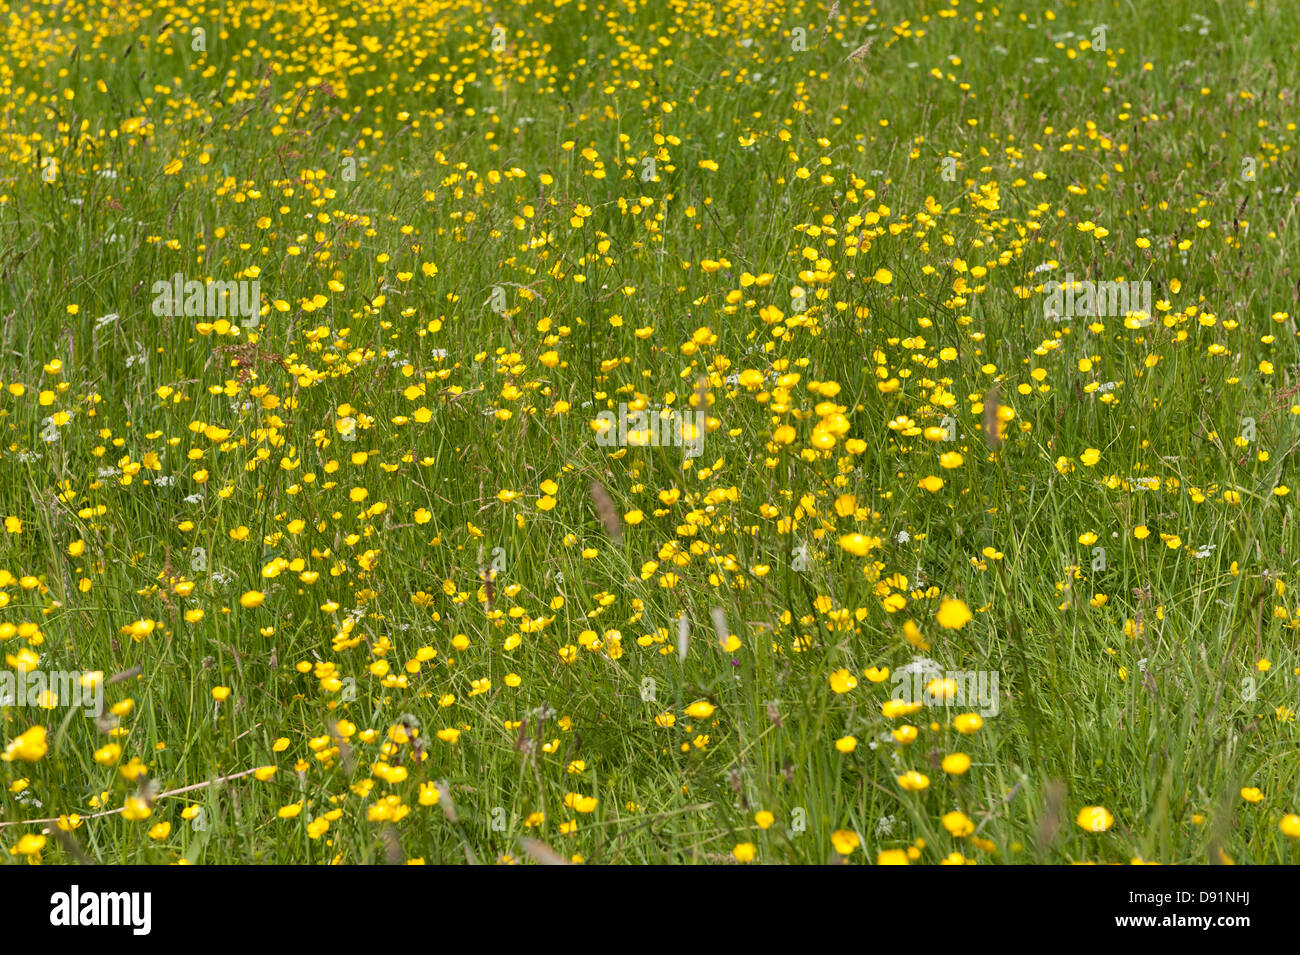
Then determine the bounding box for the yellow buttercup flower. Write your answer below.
[942,811,975,837]
[896,770,930,792]
[831,830,861,855]
[2,726,47,763]
[563,792,599,813]
[838,533,877,557]
[942,753,972,775]
[953,713,984,734]
[936,598,972,630]
[1076,806,1114,832]
[828,669,858,694]
[10,833,46,857]
[732,842,756,862]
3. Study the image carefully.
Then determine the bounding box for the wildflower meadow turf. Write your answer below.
[1,0,1299,865]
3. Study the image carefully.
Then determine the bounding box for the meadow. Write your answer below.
[1,0,1299,865]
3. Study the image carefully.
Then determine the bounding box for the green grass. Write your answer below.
[0,0,1298,864]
